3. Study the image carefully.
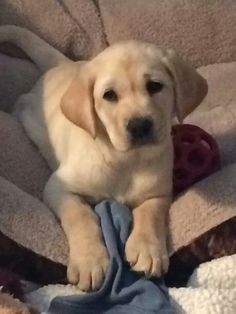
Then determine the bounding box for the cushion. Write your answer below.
[0,111,50,199]
[0,0,106,61]
[0,54,40,112]
[98,0,236,67]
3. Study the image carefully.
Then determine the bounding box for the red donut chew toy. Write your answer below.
[172,124,221,195]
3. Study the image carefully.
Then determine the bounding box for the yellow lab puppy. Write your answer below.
[0,26,207,291]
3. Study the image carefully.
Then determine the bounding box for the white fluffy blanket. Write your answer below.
[169,254,236,313]
[26,254,236,314]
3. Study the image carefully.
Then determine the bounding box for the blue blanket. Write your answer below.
[49,201,174,314]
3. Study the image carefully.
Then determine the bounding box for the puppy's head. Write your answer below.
[61,42,207,151]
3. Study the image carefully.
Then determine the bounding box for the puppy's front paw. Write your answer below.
[67,241,109,291]
[125,232,169,277]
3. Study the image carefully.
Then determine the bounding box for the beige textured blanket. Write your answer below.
[0,0,235,283]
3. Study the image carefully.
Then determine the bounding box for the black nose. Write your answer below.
[127,117,153,141]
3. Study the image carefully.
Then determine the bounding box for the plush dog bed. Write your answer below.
[0,0,236,291]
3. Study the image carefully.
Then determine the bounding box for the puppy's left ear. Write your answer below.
[162,49,208,122]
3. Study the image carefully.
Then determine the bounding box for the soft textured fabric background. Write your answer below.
[0,176,68,265]
[189,62,236,166]
[0,0,235,289]
[0,0,107,60]
[1,0,235,65]
[0,0,107,111]
[98,0,236,66]
[0,54,40,112]
[0,112,50,199]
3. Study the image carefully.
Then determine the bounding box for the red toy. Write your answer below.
[172,124,221,195]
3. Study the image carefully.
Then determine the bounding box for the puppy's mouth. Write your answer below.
[110,133,157,153]
[130,133,156,147]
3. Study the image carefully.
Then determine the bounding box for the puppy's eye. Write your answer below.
[146,81,163,95]
[103,89,118,102]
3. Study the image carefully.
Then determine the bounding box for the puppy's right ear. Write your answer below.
[162,49,208,123]
[60,66,96,138]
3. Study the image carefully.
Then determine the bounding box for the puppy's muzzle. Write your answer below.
[127,117,154,144]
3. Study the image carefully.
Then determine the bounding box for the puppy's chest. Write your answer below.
[71,151,171,207]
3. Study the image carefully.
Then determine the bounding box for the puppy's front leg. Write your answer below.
[44,172,109,291]
[125,198,170,277]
